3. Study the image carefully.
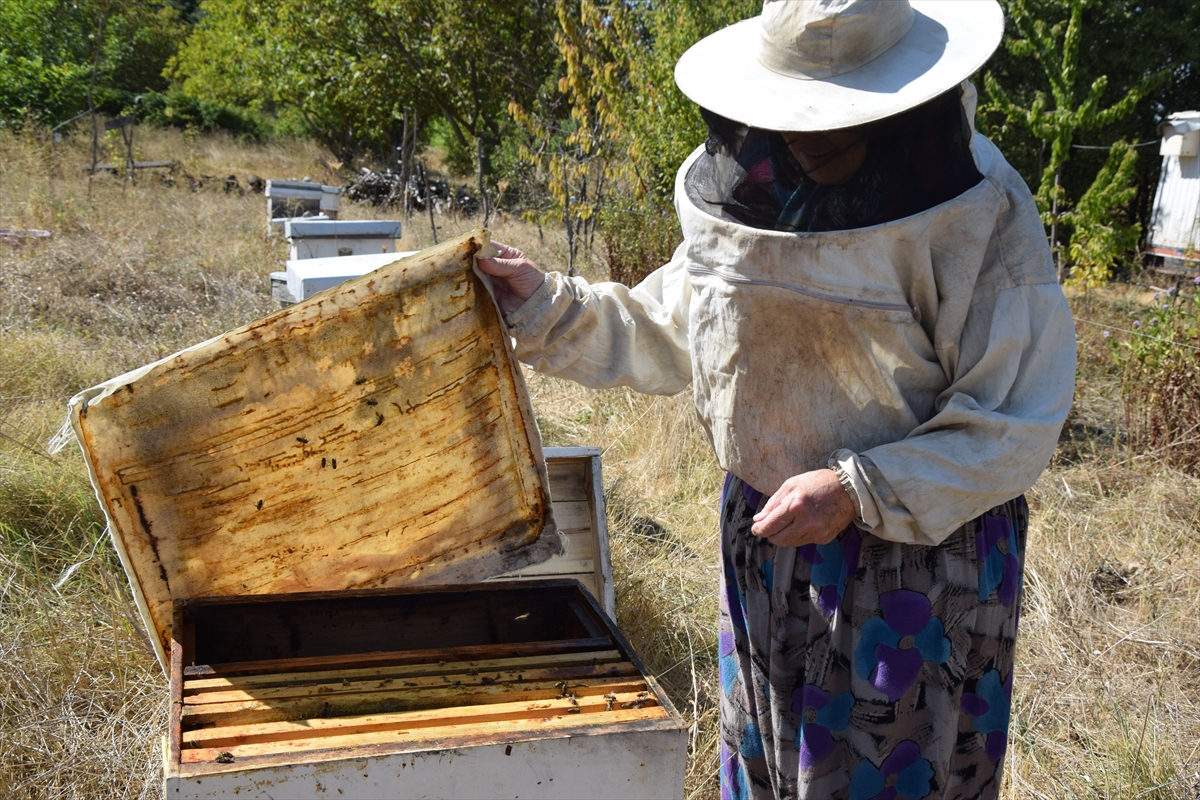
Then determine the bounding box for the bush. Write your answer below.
[1111,281,1200,472]
[95,89,270,140]
[602,200,682,287]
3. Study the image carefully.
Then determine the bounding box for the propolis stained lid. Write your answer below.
[67,230,562,669]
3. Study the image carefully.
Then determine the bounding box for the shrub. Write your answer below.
[602,200,682,287]
[1111,281,1200,472]
[96,89,270,141]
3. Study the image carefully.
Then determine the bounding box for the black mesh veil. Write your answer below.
[688,85,983,233]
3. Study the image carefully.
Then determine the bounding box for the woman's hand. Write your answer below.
[751,469,855,547]
[476,242,547,314]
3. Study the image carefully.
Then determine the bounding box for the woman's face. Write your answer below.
[782,128,868,185]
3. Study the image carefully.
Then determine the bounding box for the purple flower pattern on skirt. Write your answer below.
[854,590,951,702]
[792,684,853,770]
[725,556,748,635]
[721,741,750,800]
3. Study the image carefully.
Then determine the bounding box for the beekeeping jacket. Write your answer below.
[503,134,1076,546]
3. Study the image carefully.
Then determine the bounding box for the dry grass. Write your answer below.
[1013,462,1200,799]
[2,125,1199,798]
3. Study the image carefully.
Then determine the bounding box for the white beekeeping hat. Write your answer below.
[675,0,1004,131]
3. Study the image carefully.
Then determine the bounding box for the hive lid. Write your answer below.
[284,219,401,239]
[67,230,562,669]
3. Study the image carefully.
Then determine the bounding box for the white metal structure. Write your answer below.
[1146,111,1200,269]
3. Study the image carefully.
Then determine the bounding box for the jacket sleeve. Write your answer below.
[830,279,1076,545]
[502,244,693,395]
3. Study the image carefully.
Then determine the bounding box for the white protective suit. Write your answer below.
[505,131,1076,547]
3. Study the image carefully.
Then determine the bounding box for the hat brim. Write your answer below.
[675,0,1004,132]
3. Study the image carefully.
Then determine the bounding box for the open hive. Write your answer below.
[67,230,685,798]
[173,583,670,766]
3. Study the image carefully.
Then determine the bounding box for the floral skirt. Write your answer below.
[718,474,1026,800]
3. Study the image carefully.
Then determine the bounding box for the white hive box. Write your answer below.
[269,214,329,237]
[284,218,403,261]
[66,231,685,799]
[265,180,341,223]
[271,251,421,307]
[492,447,615,616]
[1147,111,1200,269]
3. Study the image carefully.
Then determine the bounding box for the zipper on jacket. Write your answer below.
[686,265,917,315]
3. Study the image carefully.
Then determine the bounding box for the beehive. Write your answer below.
[284,219,403,261]
[67,231,685,798]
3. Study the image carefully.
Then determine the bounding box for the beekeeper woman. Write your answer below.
[480,1,1075,797]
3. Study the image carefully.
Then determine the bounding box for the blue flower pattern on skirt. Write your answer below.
[961,669,1013,761]
[720,631,738,695]
[798,526,861,617]
[848,741,934,800]
[978,513,1020,606]
[793,685,853,770]
[740,721,766,759]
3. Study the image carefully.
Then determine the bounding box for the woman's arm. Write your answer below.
[832,280,1076,545]
[479,242,694,397]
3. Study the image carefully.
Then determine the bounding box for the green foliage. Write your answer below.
[170,0,556,170]
[1064,141,1141,289]
[510,0,756,283]
[983,0,1160,230]
[168,0,400,162]
[1109,284,1200,473]
[426,117,475,177]
[91,88,270,139]
[603,202,682,288]
[1,0,96,122]
[979,0,1200,271]
[0,0,188,124]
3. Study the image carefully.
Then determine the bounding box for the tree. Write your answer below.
[978,0,1200,280]
[1063,141,1141,292]
[982,0,1160,280]
[0,0,188,124]
[510,0,757,282]
[170,0,418,164]
[172,0,556,183]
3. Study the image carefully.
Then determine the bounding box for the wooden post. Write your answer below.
[87,15,105,189]
[425,162,438,244]
[104,115,136,185]
[1051,165,1062,282]
[564,188,575,278]
[477,136,491,227]
[399,109,410,218]
[401,109,418,221]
